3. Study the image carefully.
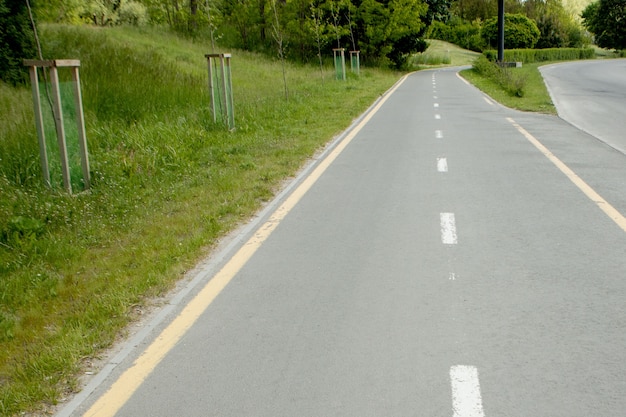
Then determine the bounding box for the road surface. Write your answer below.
[540,59,626,154]
[59,67,626,417]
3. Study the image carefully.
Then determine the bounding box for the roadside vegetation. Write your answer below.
[2,0,625,414]
[0,24,399,416]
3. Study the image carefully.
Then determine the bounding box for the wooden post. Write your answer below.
[24,59,89,193]
[71,66,90,189]
[333,48,346,81]
[205,53,234,130]
[49,64,72,193]
[27,65,50,187]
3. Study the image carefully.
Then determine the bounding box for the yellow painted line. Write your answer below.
[82,74,410,417]
[507,117,626,233]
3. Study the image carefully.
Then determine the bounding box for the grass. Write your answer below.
[413,39,481,68]
[0,24,400,416]
[460,61,557,114]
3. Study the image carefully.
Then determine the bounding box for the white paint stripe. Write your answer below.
[440,213,457,244]
[437,158,448,172]
[450,365,486,417]
[449,272,457,280]
[456,72,471,86]
[435,130,443,139]
[434,96,438,99]
[434,103,439,108]
[483,97,494,106]
[435,114,441,120]
[507,118,626,233]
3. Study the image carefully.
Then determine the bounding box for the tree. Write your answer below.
[424,0,451,25]
[482,12,540,49]
[582,0,626,50]
[357,0,427,66]
[523,0,585,48]
[0,0,38,85]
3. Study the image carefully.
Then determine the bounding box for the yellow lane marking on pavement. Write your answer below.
[508,117,626,233]
[82,74,410,417]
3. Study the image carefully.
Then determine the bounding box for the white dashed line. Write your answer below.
[440,213,457,244]
[450,365,486,417]
[434,103,439,108]
[437,158,448,172]
[435,130,443,139]
[435,114,441,120]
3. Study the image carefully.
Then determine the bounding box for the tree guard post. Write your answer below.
[205,53,235,130]
[349,50,360,75]
[23,59,90,193]
[333,48,346,81]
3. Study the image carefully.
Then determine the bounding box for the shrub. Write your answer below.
[118,1,148,26]
[473,55,526,97]
[482,13,540,50]
[427,19,485,52]
[485,48,595,64]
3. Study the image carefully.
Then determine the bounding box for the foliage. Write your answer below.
[423,0,452,24]
[427,17,484,51]
[522,0,588,48]
[472,55,526,97]
[582,0,626,50]
[482,13,541,49]
[451,0,526,21]
[0,0,38,85]
[0,24,400,416]
[118,1,149,25]
[460,61,556,113]
[484,47,594,62]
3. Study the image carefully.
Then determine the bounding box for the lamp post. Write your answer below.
[497,0,504,64]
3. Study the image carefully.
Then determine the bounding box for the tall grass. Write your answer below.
[0,24,399,416]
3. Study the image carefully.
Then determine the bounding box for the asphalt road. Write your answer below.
[60,68,626,417]
[540,59,626,154]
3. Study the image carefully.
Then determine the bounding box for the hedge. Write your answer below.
[484,48,595,63]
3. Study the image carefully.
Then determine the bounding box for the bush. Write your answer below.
[485,48,595,63]
[427,19,485,52]
[118,1,148,26]
[482,13,540,50]
[473,55,526,97]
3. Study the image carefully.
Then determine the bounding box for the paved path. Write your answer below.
[540,59,626,154]
[60,68,626,417]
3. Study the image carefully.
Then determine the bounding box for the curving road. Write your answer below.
[540,59,626,154]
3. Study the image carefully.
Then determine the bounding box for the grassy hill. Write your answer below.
[0,25,400,416]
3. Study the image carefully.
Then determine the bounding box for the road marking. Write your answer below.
[435,114,441,120]
[450,365,486,417]
[440,213,458,244]
[483,97,494,106]
[456,72,470,86]
[437,157,448,172]
[434,95,438,99]
[434,103,439,108]
[436,130,443,139]
[507,118,626,233]
[78,74,413,417]
[449,272,457,280]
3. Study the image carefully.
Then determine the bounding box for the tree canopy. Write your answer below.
[582,0,626,50]
[0,0,38,85]
[482,13,541,49]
